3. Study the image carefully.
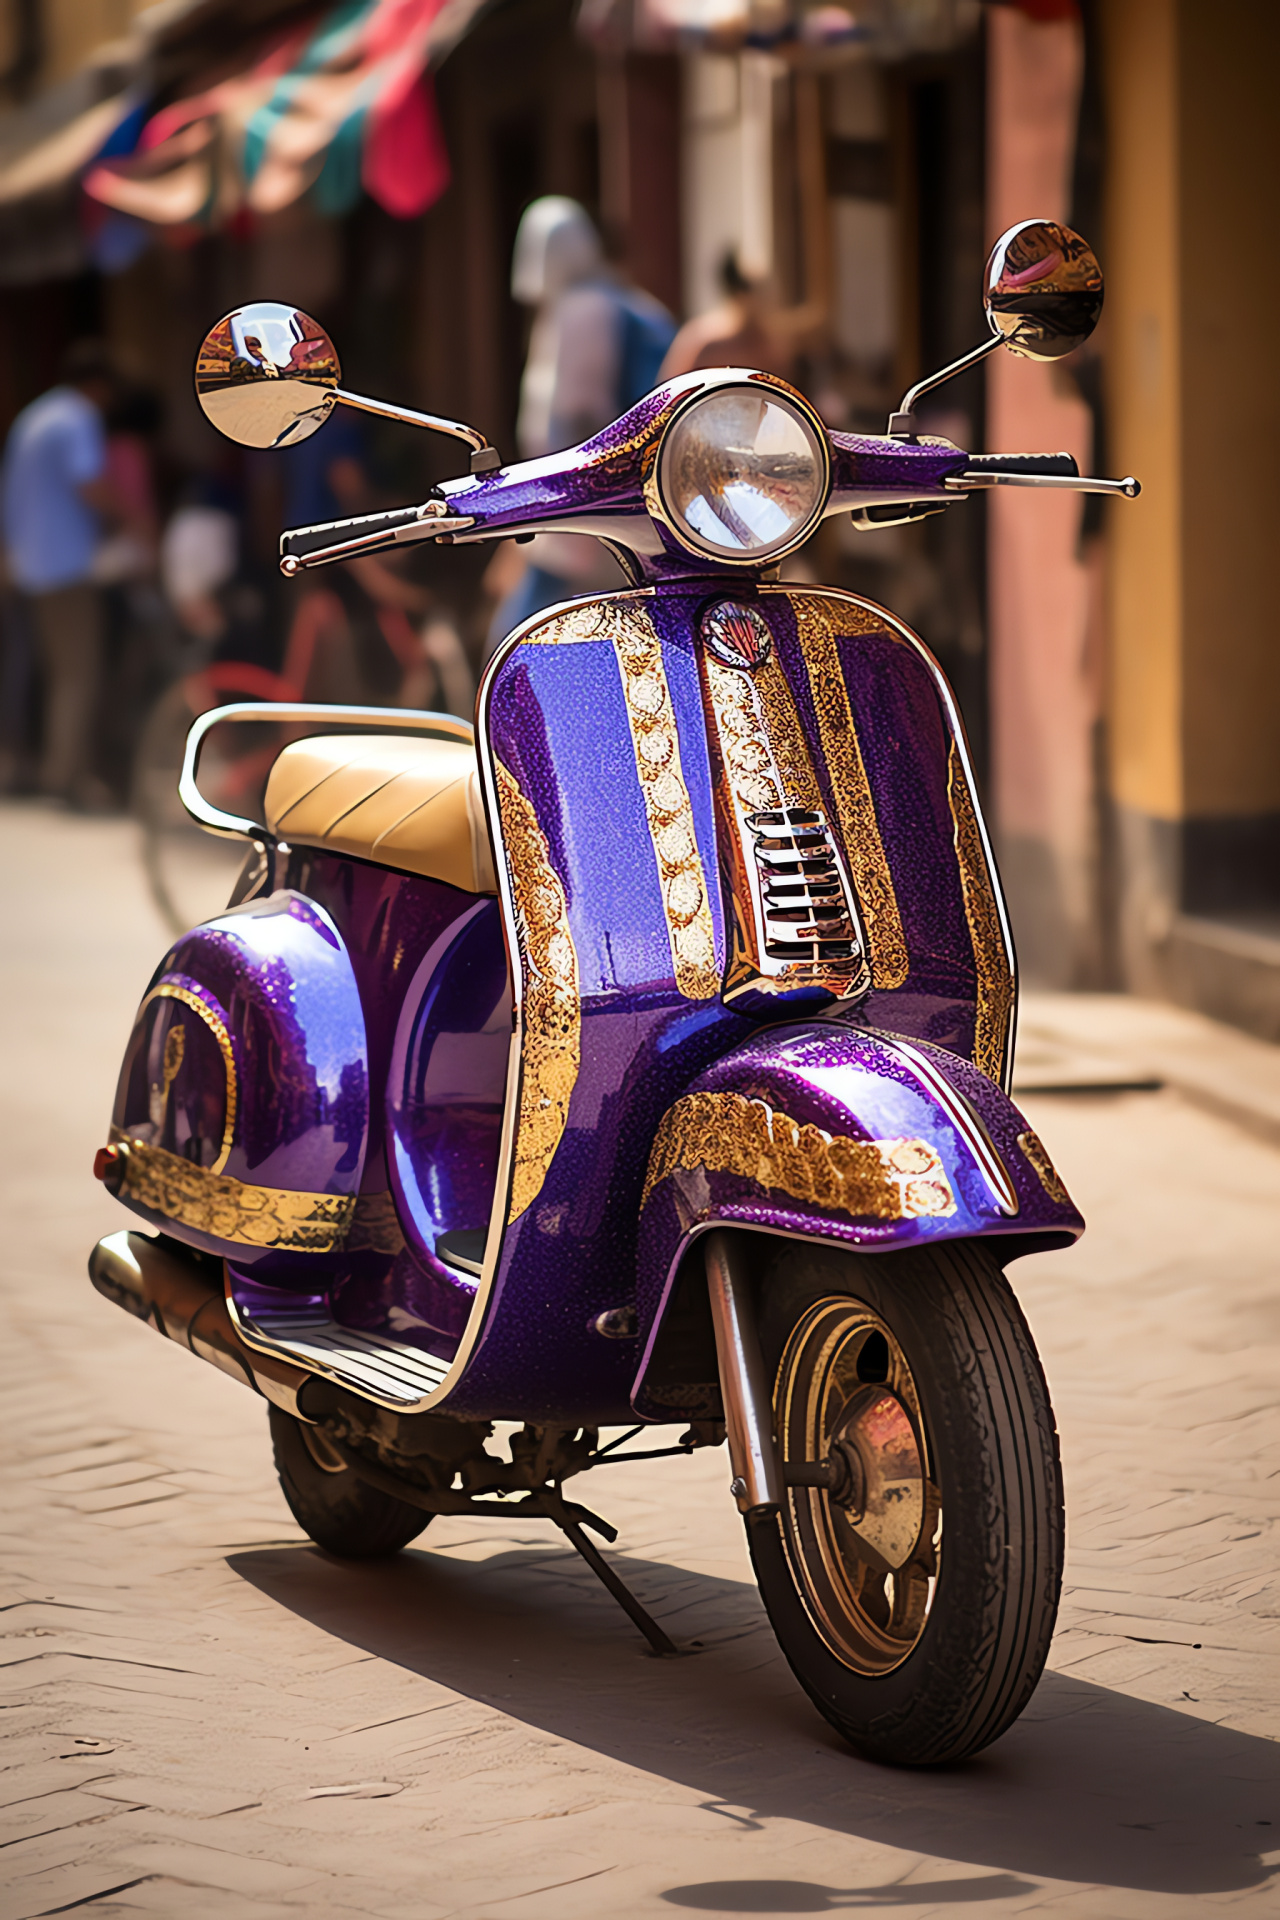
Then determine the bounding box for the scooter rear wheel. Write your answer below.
[748,1237,1062,1766]
[269,1407,433,1558]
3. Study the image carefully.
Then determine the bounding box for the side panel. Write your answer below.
[631,1021,1081,1420]
[111,891,370,1277]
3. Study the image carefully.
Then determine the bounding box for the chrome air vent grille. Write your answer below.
[746,808,863,964]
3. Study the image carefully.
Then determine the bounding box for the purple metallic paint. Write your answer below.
[432,376,969,585]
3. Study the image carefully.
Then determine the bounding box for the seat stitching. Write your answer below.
[296,768,405,834]
[369,775,467,850]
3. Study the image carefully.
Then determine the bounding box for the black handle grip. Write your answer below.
[280,500,439,561]
[961,451,1079,477]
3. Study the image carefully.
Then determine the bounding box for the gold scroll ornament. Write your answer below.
[109,1130,355,1252]
[782,592,909,991]
[494,760,582,1222]
[642,1090,955,1220]
[139,982,238,1173]
[608,604,720,1001]
[947,740,1015,1083]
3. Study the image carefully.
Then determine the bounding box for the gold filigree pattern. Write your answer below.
[140,982,239,1173]
[109,1130,355,1251]
[495,759,582,1222]
[642,1090,955,1219]
[785,593,909,991]
[610,606,720,1001]
[1017,1130,1071,1206]
[519,601,609,645]
[347,1188,407,1254]
[947,740,1015,1083]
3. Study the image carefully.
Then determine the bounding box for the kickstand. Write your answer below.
[546,1496,679,1657]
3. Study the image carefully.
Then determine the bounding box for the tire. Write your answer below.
[269,1405,433,1559]
[747,1237,1063,1767]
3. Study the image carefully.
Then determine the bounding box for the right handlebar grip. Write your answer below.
[280,502,436,562]
[962,452,1079,477]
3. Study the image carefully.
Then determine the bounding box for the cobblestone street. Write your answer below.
[2,803,1278,1919]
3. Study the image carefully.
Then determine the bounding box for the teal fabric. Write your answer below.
[242,0,372,191]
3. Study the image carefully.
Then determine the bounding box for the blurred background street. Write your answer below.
[2,802,1279,1916]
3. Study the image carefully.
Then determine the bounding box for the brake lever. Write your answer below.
[278,504,478,575]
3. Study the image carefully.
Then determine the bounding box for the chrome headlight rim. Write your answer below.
[648,371,833,567]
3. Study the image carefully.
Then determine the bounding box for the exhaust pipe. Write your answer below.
[89,1230,310,1418]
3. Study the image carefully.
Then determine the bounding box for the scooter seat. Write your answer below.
[264,732,498,893]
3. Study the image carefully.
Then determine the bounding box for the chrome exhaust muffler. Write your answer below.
[89,1230,310,1417]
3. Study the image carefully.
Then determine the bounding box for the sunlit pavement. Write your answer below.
[2,799,1277,1920]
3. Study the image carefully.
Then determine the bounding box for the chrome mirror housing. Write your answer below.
[195,303,340,449]
[888,217,1103,436]
[983,219,1104,361]
[195,299,499,469]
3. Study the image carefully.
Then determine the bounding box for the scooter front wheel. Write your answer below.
[269,1407,433,1558]
[748,1237,1062,1766]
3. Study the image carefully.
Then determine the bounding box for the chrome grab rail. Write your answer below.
[178,701,475,841]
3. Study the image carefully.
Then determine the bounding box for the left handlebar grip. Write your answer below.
[280,502,437,562]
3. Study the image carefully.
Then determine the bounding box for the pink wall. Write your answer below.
[987,6,1102,981]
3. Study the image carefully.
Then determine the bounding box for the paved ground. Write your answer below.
[2,801,1278,1920]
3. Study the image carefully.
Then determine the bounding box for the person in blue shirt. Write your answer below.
[1,341,117,807]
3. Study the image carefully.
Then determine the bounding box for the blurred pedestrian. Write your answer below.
[660,249,810,383]
[1,340,117,809]
[487,196,676,651]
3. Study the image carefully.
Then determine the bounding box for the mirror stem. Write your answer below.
[888,332,1004,440]
[333,388,499,470]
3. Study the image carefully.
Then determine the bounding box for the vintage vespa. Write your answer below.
[90,220,1135,1766]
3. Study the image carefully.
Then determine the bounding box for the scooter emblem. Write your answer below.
[700,600,773,671]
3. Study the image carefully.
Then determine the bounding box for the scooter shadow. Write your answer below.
[229,1536,1279,1899]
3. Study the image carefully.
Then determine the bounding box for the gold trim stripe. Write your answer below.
[610,605,719,1001]
[787,593,909,990]
[642,1090,955,1219]
[947,741,1014,1083]
[110,1131,355,1251]
[495,760,582,1222]
[142,983,238,1174]
[1017,1129,1071,1206]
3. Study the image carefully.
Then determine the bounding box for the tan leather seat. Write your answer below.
[265,733,497,893]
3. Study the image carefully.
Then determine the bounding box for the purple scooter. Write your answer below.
[90,218,1137,1766]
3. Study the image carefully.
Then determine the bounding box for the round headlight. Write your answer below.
[654,384,830,562]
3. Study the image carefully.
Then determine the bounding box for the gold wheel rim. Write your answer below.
[776,1295,941,1675]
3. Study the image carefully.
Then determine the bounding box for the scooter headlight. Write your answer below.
[653,382,830,563]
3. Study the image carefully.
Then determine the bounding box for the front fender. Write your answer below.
[631,1019,1080,1419]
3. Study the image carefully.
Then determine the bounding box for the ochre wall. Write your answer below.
[1178,0,1280,818]
[1104,0,1280,823]
[1101,0,1182,823]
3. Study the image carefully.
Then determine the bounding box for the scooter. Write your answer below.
[90,218,1136,1767]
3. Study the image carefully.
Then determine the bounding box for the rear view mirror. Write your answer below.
[195,302,340,449]
[984,220,1104,362]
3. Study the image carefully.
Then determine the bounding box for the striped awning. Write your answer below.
[82,0,492,231]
